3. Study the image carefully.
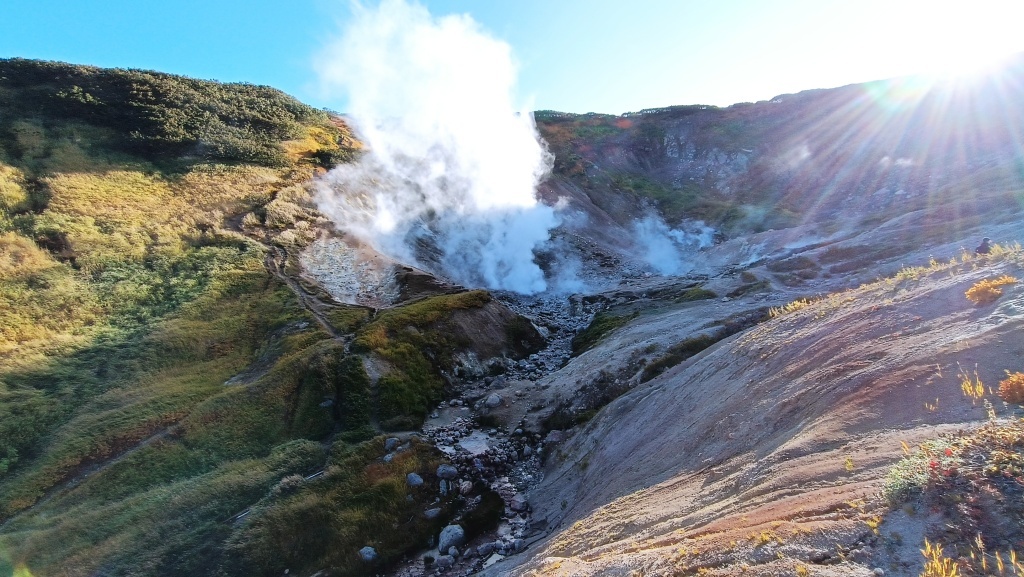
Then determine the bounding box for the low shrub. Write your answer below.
[349,291,503,425]
[882,420,1024,571]
[965,275,1018,305]
[224,438,448,577]
[997,371,1024,404]
[675,287,717,302]
[571,311,637,355]
[765,255,818,273]
[640,333,721,382]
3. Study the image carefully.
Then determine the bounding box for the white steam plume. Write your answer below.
[633,216,716,275]
[313,0,557,294]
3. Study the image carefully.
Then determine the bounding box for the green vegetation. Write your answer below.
[534,111,625,177]
[610,173,745,227]
[640,333,722,383]
[726,278,772,298]
[0,58,352,169]
[223,438,449,577]
[325,304,372,334]
[675,287,718,303]
[640,307,769,383]
[571,311,637,356]
[818,243,908,275]
[0,60,476,577]
[882,419,1024,575]
[353,290,493,428]
[2,440,325,577]
[765,255,818,273]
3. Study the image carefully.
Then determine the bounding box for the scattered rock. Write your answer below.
[437,464,459,479]
[406,472,424,488]
[357,546,377,563]
[438,524,466,553]
[485,393,503,408]
[424,507,442,520]
[510,493,529,512]
[384,437,400,452]
[477,542,495,557]
[448,546,459,557]
[435,554,454,568]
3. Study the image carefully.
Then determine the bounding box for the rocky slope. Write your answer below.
[480,225,1024,577]
[3,56,1024,577]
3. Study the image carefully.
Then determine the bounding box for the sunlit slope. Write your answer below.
[536,57,1024,238]
[0,59,539,577]
[499,247,1024,576]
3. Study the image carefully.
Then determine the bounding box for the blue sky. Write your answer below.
[3,0,1023,114]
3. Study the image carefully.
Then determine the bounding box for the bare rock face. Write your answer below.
[488,244,1024,576]
[299,235,402,308]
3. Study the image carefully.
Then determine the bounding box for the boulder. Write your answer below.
[485,393,503,408]
[436,464,459,479]
[438,524,466,553]
[510,493,529,512]
[357,546,377,562]
[424,507,442,520]
[406,472,424,488]
[384,437,400,452]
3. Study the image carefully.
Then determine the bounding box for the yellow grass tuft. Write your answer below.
[769,298,815,318]
[959,364,986,402]
[920,539,959,576]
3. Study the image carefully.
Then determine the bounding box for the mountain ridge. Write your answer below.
[1,57,1024,577]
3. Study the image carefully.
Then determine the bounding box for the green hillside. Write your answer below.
[0,59,524,577]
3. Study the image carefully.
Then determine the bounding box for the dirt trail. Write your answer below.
[0,426,173,531]
[264,245,346,340]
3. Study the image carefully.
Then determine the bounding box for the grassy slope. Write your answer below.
[0,60,491,577]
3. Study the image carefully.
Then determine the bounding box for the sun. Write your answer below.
[888,1,1024,79]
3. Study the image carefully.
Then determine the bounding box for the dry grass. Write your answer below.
[920,539,960,577]
[959,364,987,402]
[965,275,1018,305]
[769,298,815,318]
[997,372,1024,405]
